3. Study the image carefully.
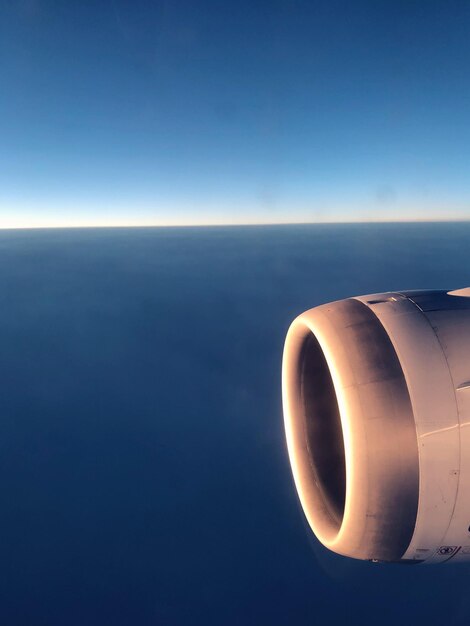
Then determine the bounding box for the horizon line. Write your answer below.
[0,217,469,230]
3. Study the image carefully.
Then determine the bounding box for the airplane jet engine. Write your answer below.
[282,288,470,564]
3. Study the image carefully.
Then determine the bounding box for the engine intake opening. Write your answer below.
[297,331,346,536]
[284,298,421,561]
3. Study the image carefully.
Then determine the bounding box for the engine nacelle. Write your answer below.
[282,288,470,564]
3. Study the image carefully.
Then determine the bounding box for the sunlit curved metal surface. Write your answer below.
[282,289,470,564]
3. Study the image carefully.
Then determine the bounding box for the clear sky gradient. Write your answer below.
[2,0,470,227]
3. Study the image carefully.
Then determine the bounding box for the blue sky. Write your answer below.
[2,0,470,226]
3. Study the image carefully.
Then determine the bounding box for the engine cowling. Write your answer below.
[282,288,470,564]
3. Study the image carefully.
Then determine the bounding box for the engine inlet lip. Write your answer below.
[282,298,419,561]
[282,315,351,548]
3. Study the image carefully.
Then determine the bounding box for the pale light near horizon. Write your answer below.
[1,203,470,229]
